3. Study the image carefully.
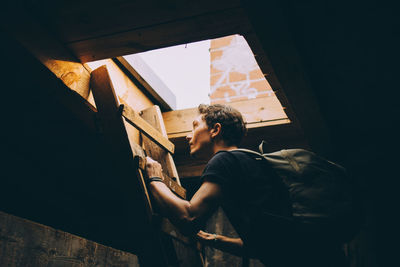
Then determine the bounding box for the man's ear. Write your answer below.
[210,123,222,139]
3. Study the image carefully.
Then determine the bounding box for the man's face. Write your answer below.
[186,115,213,159]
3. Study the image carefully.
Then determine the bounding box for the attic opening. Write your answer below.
[86,34,289,137]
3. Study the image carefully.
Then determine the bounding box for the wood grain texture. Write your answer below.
[140,105,185,198]
[86,59,155,112]
[141,105,180,183]
[26,0,241,43]
[90,65,172,266]
[115,56,175,111]
[67,7,250,62]
[90,69,184,198]
[0,211,140,267]
[163,96,289,137]
[90,65,153,217]
[0,1,91,99]
[90,66,134,159]
[121,99,175,154]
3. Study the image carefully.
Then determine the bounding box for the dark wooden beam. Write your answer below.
[0,211,140,267]
[241,0,332,156]
[26,0,241,43]
[67,7,251,62]
[0,1,91,99]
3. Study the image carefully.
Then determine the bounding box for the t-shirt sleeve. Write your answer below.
[201,151,238,185]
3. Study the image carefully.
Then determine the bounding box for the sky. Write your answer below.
[136,40,211,110]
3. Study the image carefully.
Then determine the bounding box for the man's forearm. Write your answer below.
[148,181,198,234]
[212,235,244,256]
[197,231,244,256]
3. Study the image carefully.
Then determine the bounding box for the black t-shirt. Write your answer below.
[201,150,291,261]
[201,150,346,266]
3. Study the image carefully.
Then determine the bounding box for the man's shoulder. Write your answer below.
[207,150,235,166]
[209,150,249,163]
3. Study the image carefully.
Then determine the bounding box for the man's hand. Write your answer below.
[145,156,163,179]
[196,230,244,256]
[197,230,218,244]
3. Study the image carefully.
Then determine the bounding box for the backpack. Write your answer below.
[234,141,364,244]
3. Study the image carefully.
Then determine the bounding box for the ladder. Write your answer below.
[90,65,203,266]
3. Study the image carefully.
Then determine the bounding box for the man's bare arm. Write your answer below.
[197,230,244,256]
[146,157,222,234]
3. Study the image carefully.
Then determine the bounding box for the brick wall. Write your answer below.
[210,35,274,104]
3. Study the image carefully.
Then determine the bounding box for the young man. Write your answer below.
[145,104,343,266]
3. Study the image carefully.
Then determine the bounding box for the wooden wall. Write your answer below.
[0,211,140,267]
[0,26,202,266]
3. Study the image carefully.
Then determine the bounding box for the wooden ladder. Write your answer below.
[90,65,203,267]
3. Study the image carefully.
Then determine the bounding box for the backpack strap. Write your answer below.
[232,147,271,164]
[232,148,264,158]
[258,140,268,154]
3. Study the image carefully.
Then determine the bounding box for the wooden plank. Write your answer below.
[161,173,186,199]
[168,119,291,139]
[243,31,301,131]
[0,211,140,267]
[26,0,241,43]
[67,7,251,62]
[140,105,184,193]
[86,59,155,112]
[135,156,186,199]
[115,56,175,111]
[163,96,289,137]
[90,65,184,199]
[120,98,175,154]
[135,160,154,218]
[90,65,173,266]
[90,65,153,217]
[177,163,207,179]
[141,105,181,183]
[0,2,91,100]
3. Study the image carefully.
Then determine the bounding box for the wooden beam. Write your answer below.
[0,211,140,267]
[85,59,155,112]
[140,105,181,185]
[243,31,300,128]
[1,2,91,100]
[241,0,332,155]
[160,173,186,199]
[163,97,289,138]
[67,7,251,62]
[120,98,175,154]
[135,155,186,199]
[139,106,185,198]
[177,163,207,179]
[115,57,175,111]
[90,66,184,198]
[25,0,241,43]
[90,65,153,215]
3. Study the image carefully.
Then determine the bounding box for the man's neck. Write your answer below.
[212,142,238,155]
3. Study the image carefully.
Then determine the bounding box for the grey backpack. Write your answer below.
[235,141,363,243]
